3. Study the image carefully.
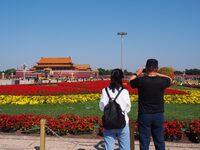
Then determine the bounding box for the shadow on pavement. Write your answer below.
[94,140,119,150]
[34,146,40,150]
[94,140,104,150]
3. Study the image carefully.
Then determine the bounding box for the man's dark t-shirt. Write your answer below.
[130,75,171,114]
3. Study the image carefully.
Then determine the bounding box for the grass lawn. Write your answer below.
[0,101,199,121]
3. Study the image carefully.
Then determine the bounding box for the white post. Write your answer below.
[2,73,4,79]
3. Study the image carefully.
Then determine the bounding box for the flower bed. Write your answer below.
[0,114,199,143]
[164,90,200,104]
[0,85,86,95]
[164,120,184,141]
[0,94,100,104]
[0,81,187,96]
[0,80,195,105]
[0,114,101,135]
[186,119,200,143]
[0,89,199,105]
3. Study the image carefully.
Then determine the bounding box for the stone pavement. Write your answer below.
[0,134,199,150]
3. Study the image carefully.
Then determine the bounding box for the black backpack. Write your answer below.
[102,87,126,129]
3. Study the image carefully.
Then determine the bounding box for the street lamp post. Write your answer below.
[117,32,127,71]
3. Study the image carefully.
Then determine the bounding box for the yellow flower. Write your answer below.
[0,90,199,105]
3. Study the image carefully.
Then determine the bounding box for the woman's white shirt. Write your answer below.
[99,87,131,124]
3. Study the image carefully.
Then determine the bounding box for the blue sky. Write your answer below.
[0,0,199,72]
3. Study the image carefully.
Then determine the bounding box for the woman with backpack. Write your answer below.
[99,68,131,150]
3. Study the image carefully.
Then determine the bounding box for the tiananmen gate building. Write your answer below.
[32,57,91,71]
[16,56,97,79]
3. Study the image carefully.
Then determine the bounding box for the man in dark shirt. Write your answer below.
[129,59,172,150]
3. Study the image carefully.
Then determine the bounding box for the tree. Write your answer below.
[185,69,200,75]
[124,69,133,75]
[174,70,184,75]
[158,67,175,78]
[4,68,16,75]
[97,68,133,75]
[97,68,111,75]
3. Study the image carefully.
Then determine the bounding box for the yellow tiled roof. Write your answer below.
[35,65,72,67]
[74,64,91,70]
[38,57,72,64]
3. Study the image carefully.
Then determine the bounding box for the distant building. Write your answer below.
[16,56,96,79]
[74,64,91,71]
[31,57,91,71]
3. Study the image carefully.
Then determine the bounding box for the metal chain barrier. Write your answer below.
[44,124,79,149]
[45,125,64,138]
[45,122,135,149]
[23,127,40,133]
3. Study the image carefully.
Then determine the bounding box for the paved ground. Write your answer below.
[0,135,199,150]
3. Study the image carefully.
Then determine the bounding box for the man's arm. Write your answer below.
[156,73,173,83]
[128,67,144,82]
